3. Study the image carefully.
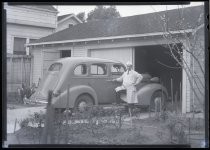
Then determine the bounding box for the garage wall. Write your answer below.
[89,47,133,65]
[43,50,60,76]
[72,46,88,57]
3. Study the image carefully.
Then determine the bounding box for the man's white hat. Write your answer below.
[126,61,132,66]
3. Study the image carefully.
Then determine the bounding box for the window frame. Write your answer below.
[13,37,27,55]
[73,63,88,76]
[110,63,126,75]
[90,63,108,76]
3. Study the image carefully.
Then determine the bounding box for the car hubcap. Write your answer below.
[78,101,87,112]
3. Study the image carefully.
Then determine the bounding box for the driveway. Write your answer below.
[7,106,46,134]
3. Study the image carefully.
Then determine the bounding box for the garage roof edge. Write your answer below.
[26,29,193,47]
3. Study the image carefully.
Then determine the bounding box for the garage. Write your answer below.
[134,44,183,108]
[43,51,60,76]
[89,47,133,65]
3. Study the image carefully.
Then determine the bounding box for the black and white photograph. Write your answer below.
[2,1,209,148]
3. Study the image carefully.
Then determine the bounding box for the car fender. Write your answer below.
[136,83,168,105]
[52,85,98,108]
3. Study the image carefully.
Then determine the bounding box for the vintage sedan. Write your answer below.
[30,57,168,111]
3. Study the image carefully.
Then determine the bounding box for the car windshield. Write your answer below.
[48,63,62,71]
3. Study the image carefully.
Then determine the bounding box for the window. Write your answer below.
[13,37,27,55]
[74,64,87,75]
[111,64,125,75]
[69,24,74,28]
[61,50,71,58]
[90,64,107,75]
[48,63,62,71]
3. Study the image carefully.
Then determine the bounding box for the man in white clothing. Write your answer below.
[112,61,143,117]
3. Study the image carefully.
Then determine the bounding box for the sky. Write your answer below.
[54,2,204,18]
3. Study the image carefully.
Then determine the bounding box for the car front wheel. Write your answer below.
[75,94,94,112]
[150,91,166,112]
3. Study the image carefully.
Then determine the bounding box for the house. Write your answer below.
[26,5,205,113]
[56,13,83,32]
[4,3,58,55]
[4,3,58,94]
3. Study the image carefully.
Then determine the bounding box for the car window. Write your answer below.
[74,64,87,75]
[90,63,107,75]
[111,64,125,75]
[48,63,62,71]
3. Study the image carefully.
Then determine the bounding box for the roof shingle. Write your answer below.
[31,5,204,44]
[30,5,57,11]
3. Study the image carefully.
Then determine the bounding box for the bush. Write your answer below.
[19,118,30,128]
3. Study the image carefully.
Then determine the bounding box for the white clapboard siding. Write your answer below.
[72,47,87,57]
[56,17,79,32]
[7,24,54,54]
[32,49,43,86]
[5,4,57,28]
[90,47,133,65]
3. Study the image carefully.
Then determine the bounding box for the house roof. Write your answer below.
[57,14,73,22]
[30,5,204,45]
[32,5,57,11]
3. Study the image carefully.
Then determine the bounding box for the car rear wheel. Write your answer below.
[75,94,94,112]
[150,91,166,112]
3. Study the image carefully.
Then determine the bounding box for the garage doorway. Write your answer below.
[134,44,183,109]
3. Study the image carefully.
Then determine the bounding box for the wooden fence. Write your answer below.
[7,54,32,93]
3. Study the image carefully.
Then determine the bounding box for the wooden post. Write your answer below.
[41,90,55,144]
[14,118,17,133]
[65,84,70,144]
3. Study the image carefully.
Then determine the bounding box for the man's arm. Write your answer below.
[134,73,143,85]
[112,73,124,82]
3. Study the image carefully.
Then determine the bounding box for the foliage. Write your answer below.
[17,83,36,103]
[157,111,188,144]
[19,118,30,128]
[158,6,205,110]
[87,5,121,21]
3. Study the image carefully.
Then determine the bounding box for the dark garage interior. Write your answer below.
[135,44,183,103]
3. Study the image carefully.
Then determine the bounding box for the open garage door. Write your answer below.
[89,47,133,65]
[135,44,183,110]
[43,51,60,76]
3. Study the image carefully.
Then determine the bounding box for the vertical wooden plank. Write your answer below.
[21,57,23,85]
[65,84,70,144]
[10,57,13,92]
[30,56,33,87]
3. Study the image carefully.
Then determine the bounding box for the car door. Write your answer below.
[88,62,114,104]
[109,63,126,101]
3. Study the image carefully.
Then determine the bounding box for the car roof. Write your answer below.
[56,57,123,65]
